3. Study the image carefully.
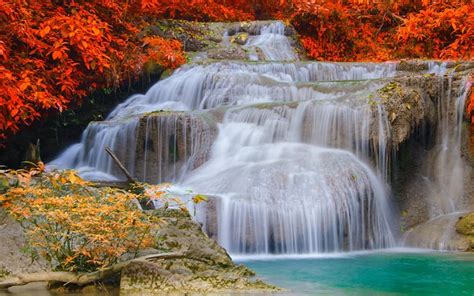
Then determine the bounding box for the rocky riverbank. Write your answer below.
[121,209,276,295]
[0,169,276,295]
[0,206,276,294]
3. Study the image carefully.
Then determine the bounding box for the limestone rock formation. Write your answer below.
[120,209,277,294]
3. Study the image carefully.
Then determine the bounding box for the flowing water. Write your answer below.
[50,21,472,257]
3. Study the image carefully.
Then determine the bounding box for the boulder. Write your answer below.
[120,209,277,294]
[456,212,474,251]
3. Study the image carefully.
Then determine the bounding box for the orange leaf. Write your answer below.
[91,27,101,36]
[52,50,62,60]
[39,26,51,38]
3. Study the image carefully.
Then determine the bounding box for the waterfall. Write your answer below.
[50,21,472,254]
[183,114,395,253]
[244,21,298,61]
[400,63,472,250]
[424,62,470,216]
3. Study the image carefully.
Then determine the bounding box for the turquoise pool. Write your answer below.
[239,250,474,295]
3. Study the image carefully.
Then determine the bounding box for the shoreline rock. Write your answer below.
[120,209,278,294]
[0,206,276,294]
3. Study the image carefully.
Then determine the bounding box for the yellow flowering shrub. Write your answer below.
[0,163,172,272]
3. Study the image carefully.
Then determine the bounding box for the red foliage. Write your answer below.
[274,0,473,61]
[397,3,474,59]
[466,75,474,124]
[1,0,474,140]
[0,0,187,140]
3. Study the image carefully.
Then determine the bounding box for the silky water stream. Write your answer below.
[49,21,474,295]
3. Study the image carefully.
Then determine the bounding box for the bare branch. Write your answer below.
[104,147,136,184]
[0,252,185,289]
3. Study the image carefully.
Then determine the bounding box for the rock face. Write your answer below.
[133,111,217,183]
[120,209,276,294]
[375,78,435,148]
[0,209,48,276]
[403,212,472,251]
[389,65,474,249]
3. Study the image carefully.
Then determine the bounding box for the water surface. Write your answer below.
[239,251,474,295]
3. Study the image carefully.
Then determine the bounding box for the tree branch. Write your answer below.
[104,147,136,184]
[0,252,185,289]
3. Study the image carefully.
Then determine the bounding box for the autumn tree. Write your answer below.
[1,0,473,141]
[0,0,186,141]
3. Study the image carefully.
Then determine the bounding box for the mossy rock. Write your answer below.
[456,212,474,251]
[120,208,278,294]
[0,268,9,279]
[456,212,474,235]
[231,32,248,45]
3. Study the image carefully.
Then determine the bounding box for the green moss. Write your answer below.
[0,268,9,279]
[142,110,183,117]
[456,212,474,251]
[456,212,474,236]
[378,81,402,97]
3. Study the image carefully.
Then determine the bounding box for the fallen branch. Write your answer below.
[0,252,184,289]
[104,147,136,184]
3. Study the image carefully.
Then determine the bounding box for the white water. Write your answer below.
[424,62,470,216]
[50,22,471,254]
[244,21,298,61]
[398,63,472,250]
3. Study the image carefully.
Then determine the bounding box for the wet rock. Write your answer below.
[396,60,430,72]
[456,212,474,251]
[120,209,277,294]
[231,32,248,45]
[374,75,439,148]
[397,60,474,73]
[133,111,217,183]
[403,213,471,251]
[199,195,220,240]
[207,46,247,60]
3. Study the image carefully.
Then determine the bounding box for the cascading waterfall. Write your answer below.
[50,21,471,254]
[51,58,397,183]
[425,62,469,216]
[400,63,472,250]
[51,112,214,183]
[244,21,297,61]
[183,107,395,253]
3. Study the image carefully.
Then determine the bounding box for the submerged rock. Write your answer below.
[120,209,277,294]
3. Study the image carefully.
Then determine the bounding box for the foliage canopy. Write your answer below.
[1,0,473,139]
